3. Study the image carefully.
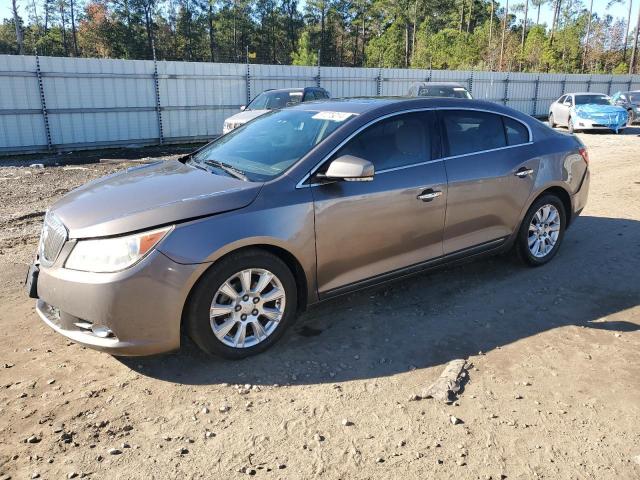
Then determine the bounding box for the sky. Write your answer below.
[0,0,636,37]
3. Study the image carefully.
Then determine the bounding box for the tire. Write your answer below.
[627,109,635,126]
[515,194,567,267]
[185,249,298,359]
[567,116,575,134]
[548,113,556,128]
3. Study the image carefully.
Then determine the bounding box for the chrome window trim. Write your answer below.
[296,106,533,189]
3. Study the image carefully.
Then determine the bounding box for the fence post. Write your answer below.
[628,76,633,91]
[533,74,540,117]
[35,54,53,152]
[586,75,592,92]
[561,75,567,95]
[316,49,321,87]
[607,77,613,95]
[467,69,474,97]
[503,73,509,106]
[245,46,251,105]
[151,41,164,145]
[376,68,383,96]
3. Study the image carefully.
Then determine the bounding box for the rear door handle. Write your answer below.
[417,189,443,202]
[515,167,534,178]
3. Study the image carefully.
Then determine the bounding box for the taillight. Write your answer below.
[578,147,589,165]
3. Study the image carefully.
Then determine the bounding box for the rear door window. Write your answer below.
[441,110,507,156]
[503,117,530,145]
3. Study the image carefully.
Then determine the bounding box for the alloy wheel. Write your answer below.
[209,269,286,348]
[528,204,561,258]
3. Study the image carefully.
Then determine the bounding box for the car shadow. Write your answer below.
[120,215,640,386]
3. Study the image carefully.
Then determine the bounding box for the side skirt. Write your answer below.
[317,237,509,302]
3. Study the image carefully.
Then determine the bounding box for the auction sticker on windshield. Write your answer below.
[311,111,356,122]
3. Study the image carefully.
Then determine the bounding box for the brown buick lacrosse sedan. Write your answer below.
[26,97,590,359]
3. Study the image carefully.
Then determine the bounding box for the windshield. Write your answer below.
[575,94,609,105]
[417,86,472,99]
[191,109,355,181]
[629,93,640,103]
[246,91,304,110]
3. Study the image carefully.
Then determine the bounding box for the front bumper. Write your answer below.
[574,117,626,131]
[35,250,202,356]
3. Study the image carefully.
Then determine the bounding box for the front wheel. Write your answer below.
[627,109,635,126]
[548,113,556,128]
[186,249,298,359]
[567,116,575,134]
[516,194,566,267]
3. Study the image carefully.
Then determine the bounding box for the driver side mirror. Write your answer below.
[240,105,246,111]
[320,155,374,182]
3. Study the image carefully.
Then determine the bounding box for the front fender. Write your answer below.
[157,183,318,303]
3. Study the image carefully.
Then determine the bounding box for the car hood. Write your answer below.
[573,103,626,115]
[225,109,270,124]
[50,160,262,238]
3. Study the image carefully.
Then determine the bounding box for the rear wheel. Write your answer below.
[516,194,566,267]
[186,249,298,359]
[567,116,575,134]
[548,113,556,128]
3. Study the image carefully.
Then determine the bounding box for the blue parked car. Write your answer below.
[548,93,628,134]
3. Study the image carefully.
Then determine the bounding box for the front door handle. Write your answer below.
[515,167,534,178]
[417,189,443,202]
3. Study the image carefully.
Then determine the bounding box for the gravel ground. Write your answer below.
[0,129,639,480]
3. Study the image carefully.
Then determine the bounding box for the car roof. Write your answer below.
[287,96,528,118]
[569,92,608,96]
[263,87,326,93]
[409,81,468,88]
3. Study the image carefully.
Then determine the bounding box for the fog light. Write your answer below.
[91,325,114,338]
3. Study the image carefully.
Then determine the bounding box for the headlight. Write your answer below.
[65,226,173,273]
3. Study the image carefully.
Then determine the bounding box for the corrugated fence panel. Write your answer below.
[320,66,378,97]
[251,65,317,98]
[0,55,47,151]
[159,61,245,140]
[380,68,428,96]
[1,55,640,155]
[39,57,157,146]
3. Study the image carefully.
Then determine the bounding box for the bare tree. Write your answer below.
[631,0,640,73]
[549,0,561,45]
[11,0,24,54]
[70,0,78,55]
[531,0,545,24]
[581,0,593,72]
[608,0,633,62]
[499,0,509,71]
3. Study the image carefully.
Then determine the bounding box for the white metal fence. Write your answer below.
[1,54,639,155]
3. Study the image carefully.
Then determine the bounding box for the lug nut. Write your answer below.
[235,305,242,312]
[242,295,249,301]
[252,309,258,316]
[241,314,247,320]
[253,297,260,304]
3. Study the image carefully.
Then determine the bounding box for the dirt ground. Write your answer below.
[0,129,639,480]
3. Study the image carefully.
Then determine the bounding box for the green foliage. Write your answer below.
[0,0,634,74]
[291,30,317,65]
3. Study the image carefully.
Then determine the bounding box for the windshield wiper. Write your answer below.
[203,160,249,181]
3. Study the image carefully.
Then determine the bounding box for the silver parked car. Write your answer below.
[26,98,590,359]
[407,82,473,99]
[548,92,628,134]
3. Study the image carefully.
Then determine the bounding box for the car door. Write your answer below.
[310,111,447,294]
[557,95,572,125]
[439,109,536,255]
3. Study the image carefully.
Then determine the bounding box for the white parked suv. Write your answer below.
[223,87,330,134]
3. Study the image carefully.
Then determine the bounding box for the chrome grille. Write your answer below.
[39,212,67,266]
